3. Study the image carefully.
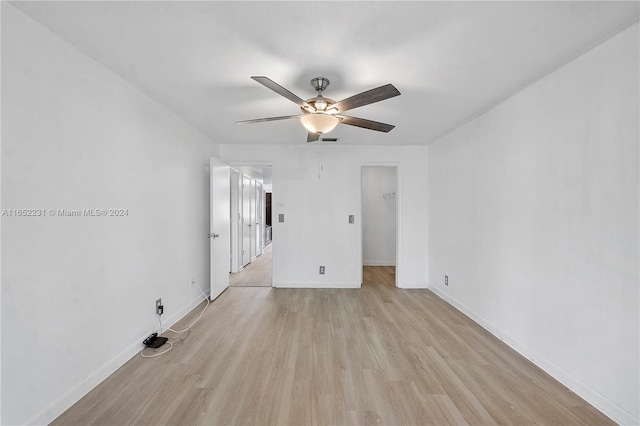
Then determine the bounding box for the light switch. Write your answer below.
[279,213,285,223]
[348,215,355,224]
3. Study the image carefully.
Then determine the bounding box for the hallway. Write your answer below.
[229,243,272,287]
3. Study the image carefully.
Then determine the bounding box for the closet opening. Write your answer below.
[361,165,398,288]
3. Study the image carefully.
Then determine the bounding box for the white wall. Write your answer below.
[428,23,639,424]
[1,5,217,424]
[362,166,397,266]
[220,144,428,288]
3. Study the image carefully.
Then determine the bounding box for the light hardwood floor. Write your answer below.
[229,243,272,287]
[53,266,613,425]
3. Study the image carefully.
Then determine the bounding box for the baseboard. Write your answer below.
[274,281,360,289]
[272,281,427,289]
[398,281,428,289]
[428,286,638,426]
[27,291,210,426]
[363,261,396,266]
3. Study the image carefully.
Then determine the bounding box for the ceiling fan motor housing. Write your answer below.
[311,77,330,93]
[304,77,336,113]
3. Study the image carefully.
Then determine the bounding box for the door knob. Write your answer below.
[208,233,220,239]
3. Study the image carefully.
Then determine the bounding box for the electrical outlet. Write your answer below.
[445,275,448,286]
[319,266,325,275]
[156,298,163,315]
[348,215,355,224]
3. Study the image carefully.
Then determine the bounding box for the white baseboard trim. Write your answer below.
[363,261,396,266]
[274,281,360,289]
[428,286,638,426]
[27,291,211,426]
[273,281,427,290]
[399,281,428,289]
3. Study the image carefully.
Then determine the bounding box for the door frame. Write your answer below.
[359,162,401,288]
[229,168,242,273]
[241,173,252,268]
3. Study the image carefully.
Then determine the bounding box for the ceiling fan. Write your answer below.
[237,76,401,142]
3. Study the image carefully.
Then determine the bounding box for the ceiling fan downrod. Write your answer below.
[310,77,330,94]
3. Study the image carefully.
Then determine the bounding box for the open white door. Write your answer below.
[241,174,251,267]
[249,178,256,261]
[255,182,263,256]
[210,156,230,300]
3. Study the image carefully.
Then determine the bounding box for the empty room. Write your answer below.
[1,1,638,425]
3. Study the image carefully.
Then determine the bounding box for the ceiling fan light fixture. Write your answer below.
[300,114,339,134]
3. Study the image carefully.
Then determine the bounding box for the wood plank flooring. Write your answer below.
[53,266,613,425]
[229,243,272,287]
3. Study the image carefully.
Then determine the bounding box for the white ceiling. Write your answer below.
[11,1,639,146]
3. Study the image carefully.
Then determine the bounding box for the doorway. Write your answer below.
[361,166,398,288]
[229,165,273,287]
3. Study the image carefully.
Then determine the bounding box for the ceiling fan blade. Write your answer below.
[337,115,395,132]
[251,76,313,110]
[307,132,320,143]
[236,115,302,124]
[330,84,400,113]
